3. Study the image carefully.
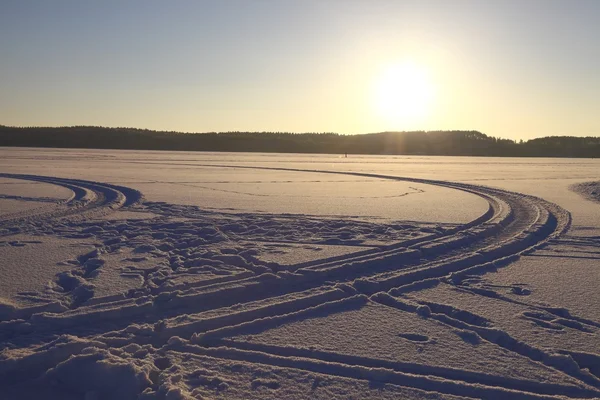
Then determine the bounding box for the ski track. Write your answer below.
[2,167,598,400]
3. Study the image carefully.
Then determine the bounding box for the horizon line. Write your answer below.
[1,124,592,142]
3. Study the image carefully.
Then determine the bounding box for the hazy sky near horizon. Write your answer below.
[1,1,599,139]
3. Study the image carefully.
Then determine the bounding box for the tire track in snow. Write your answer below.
[0,174,143,231]
[0,171,567,331]
[0,169,580,399]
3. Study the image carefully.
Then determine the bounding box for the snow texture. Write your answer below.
[0,148,599,399]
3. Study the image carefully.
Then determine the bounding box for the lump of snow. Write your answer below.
[56,271,86,292]
[45,347,153,400]
[83,257,105,274]
[453,329,481,345]
[416,304,431,318]
[251,378,280,390]
[134,244,158,253]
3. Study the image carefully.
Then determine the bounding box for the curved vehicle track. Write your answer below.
[0,170,570,327]
[2,169,591,400]
[0,173,143,232]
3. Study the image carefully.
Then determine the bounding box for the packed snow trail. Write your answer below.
[0,173,143,228]
[2,169,598,400]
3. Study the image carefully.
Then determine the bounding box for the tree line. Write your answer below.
[0,125,599,158]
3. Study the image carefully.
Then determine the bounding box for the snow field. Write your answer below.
[0,149,599,399]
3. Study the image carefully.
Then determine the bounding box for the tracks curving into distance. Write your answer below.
[0,173,143,230]
[0,168,570,315]
[2,168,588,399]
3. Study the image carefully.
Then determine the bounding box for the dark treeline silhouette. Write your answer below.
[0,125,599,157]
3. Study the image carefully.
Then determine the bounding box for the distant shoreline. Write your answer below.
[1,126,599,158]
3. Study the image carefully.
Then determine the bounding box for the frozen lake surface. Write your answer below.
[1,147,599,399]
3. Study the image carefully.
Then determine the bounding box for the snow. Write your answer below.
[0,234,96,307]
[0,147,600,399]
[0,177,71,217]
[571,181,600,205]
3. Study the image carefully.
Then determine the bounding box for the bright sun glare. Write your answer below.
[372,62,435,128]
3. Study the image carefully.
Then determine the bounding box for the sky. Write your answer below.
[1,0,599,140]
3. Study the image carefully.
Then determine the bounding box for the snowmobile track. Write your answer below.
[2,169,586,400]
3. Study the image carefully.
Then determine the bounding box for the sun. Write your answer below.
[372,62,435,127]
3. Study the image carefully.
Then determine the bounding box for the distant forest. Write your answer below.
[1,125,599,158]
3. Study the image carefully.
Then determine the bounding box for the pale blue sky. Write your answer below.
[1,0,598,139]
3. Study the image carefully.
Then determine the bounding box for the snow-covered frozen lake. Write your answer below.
[1,147,599,399]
